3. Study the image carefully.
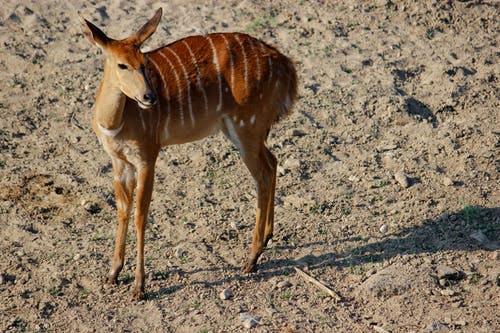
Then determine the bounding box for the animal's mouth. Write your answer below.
[136,99,156,109]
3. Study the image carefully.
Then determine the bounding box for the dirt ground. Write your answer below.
[0,0,498,332]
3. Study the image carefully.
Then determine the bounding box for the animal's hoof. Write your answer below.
[102,275,118,286]
[131,287,146,301]
[241,261,257,274]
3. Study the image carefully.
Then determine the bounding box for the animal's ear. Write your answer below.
[133,8,162,46]
[80,16,111,49]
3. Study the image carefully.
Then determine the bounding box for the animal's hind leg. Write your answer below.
[222,116,277,273]
[263,147,277,248]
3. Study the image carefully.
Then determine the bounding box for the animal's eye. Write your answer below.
[118,63,128,70]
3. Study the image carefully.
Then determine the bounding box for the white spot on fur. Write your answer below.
[223,116,243,157]
[250,114,256,125]
[239,119,245,127]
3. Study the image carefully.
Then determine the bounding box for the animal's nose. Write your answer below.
[144,93,157,104]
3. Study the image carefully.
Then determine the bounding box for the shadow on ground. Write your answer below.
[146,206,499,299]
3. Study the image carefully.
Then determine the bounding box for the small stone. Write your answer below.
[277,166,287,177]
[219,288,233,300]
[73,254,81,261]
[438,278,447,287]
[442,176,454,186]
[455,319,466,326]
[175,248,186,258]
[291,129,306,137]
[440,289,455,296]
[239,312,259,329]
[394,171,409,188]
[379,224,388,233]
[277,280,292,289]
[436,265,461,280]
[284,158,301,169]
[428,320,448,331]
[373,326,390,333]
[230,221,243,230]
[243,318,258,329]
[348,175,360,182]
[470,230,489,244]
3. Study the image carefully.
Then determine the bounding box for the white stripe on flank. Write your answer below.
[234,34,248,91]
[182,40,209,114]
[250,114,256,125]
[223,116,244,157]
[206,35,222,113]
[221,34,235,91]
[248,38,261,80]
[159,50,185,126]
[98,121,124,137]
[268,57,273,87]
[149,56,171,141]
[165,47,195,128]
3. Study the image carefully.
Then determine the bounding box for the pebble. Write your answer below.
[348,175,360,182]
[239,312,259,329]
[291,129,306,137]
[373,326,390,333]
[283,158,301,169]
[277,166,287,177]
[277,280,292,289]
[442,176,454,186]
[379,224,388,233]
[230,221,243,230]
[175,248,186,258]
[440,289,455,296]
[436,265,462,280]
[219,288,233,300]
[394,171,409,188]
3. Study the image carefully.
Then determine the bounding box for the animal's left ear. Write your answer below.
[133,8,163,46]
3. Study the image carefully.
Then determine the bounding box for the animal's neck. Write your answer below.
[94,63,126,131]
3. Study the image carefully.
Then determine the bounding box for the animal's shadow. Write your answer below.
[140,206,499,299]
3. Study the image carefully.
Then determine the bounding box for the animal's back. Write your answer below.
[146,32,297,135]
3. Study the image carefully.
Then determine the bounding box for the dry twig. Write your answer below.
[294,267,342,302]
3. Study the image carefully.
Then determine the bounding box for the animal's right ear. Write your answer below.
[80,16,111,49]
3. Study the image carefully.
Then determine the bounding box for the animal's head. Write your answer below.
[80,8,162,109]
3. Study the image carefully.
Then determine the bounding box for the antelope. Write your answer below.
[80,8,297,300]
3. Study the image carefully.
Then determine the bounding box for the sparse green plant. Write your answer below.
[323,45,333,57]
[12,318,27,332]
[49,286,61,297]
[309,204,320,216]
[245,15,274,32]
[281,291,293,300]
[152,270,169,280]
[469,272,481,284]
[198,329,210,333]
[179,254,187,264]
[349,262,365,275]
[462,204,480,225]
